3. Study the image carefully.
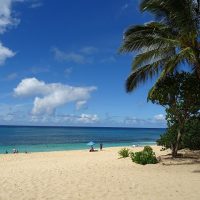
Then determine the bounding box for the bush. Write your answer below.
[157,124,178,149]
[118,148,130,158]
[182,118,200,150]
[157,118,200,150]
[130,146,158,165]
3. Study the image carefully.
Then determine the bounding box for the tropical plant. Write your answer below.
[130,146,158,165]
[148,72,200,157]
[120,0,200,92]
[118,148,130,158]
[158,118,200,150]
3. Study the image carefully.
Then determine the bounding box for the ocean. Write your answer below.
[0,126,165,154]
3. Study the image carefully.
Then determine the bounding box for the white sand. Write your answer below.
[0,146,199,200]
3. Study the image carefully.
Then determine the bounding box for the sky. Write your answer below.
[0,0,166,127]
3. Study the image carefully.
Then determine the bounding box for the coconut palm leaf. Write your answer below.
[120,0,200,92]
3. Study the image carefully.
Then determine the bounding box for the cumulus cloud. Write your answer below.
[0,0,24,65]
[154,114,165,121]
[0,42,15,65]
[0,0,23,34]
[14,77,97,115]
[76,114,99,124]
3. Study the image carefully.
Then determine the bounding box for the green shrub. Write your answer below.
[157,118,200,150]
[130,146,158,165]
[143,146,153,153]
[118,148,130,158]
[182,118,200,150]
[156,124,178,149]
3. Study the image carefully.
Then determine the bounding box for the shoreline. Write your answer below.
[0,144,159,155]
[0,142,157,155]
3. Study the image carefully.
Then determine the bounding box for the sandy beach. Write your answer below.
[0,146,199,200]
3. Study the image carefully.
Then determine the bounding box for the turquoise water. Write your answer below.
[0,126,165,153]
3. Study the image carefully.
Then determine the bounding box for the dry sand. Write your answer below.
[0,146,199,200]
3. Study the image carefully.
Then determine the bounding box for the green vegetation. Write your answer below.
[120,0,200,158]
[118,148,130,158]
[148,72,200,157]
[130,146,158,165]
[157,118,200,151]
[120,0,200,92]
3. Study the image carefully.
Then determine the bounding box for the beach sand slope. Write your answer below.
[0,146,199,200]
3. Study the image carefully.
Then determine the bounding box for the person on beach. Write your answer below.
[89,146,94,152]
[100,143,103,151]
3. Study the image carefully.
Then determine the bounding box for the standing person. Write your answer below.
[100,143,103,151]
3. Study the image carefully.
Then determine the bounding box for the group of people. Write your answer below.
[5,149,28,154]
[89,143,103,152]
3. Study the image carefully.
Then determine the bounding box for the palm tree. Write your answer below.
[120,0,200,92]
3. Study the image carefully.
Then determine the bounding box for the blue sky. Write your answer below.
[0,0,166,127]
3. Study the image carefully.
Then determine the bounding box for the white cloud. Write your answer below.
[14,77,97,115]
[0,0,22,34]
[29,113,99,124]
[80,46,98,55]
[0,0,24,65]
[52,46,98,64]
[14,77,47,97]
[76,113,99,124]
[52,48,89,64]
[154,114,165,121]
[76,100,87,110]
[0,42,15,65]
[30,2,43,9]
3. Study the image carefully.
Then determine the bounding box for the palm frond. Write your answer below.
[132,47,175,70]
[120,22,179,53]
[140,0,198,34]
[160,47,196,78]
[126,61,163,92]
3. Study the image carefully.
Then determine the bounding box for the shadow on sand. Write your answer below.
[159,150,200,166]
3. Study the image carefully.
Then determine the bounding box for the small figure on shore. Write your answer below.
[5,150,8,154]
[13,149,19,153]
[89,146,94,152]
[100,143,103,151]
